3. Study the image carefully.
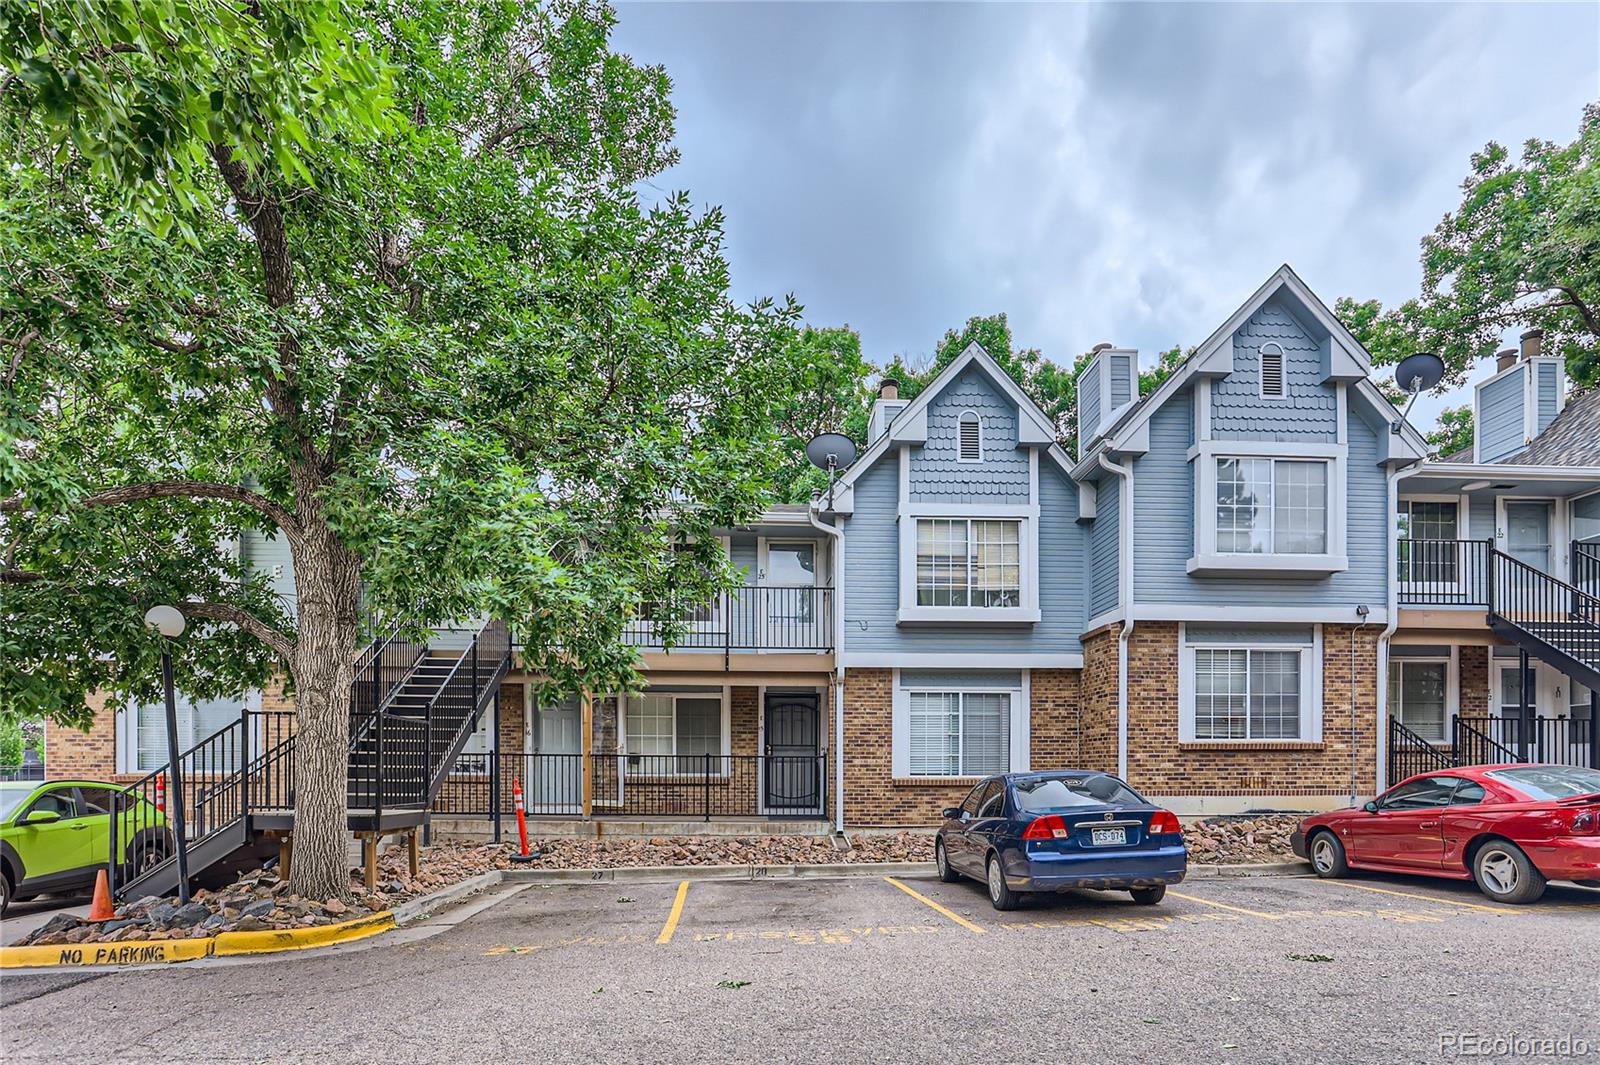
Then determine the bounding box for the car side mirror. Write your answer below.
[942,807,963,820]
[1362,801,1379,814]
[23,809,61,825]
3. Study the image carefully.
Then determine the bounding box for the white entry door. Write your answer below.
[533,697,581,813]
[761,540,818,649]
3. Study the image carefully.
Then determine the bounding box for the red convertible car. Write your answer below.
[1291,764,1600,904]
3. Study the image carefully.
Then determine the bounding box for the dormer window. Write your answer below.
[1259,343,1285,399]
[957,411,982,462]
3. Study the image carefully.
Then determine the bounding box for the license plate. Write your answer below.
[1090,827,1127,847]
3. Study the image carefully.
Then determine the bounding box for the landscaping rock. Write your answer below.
[145,903,181,929]
[239,898,277,919]
[34,913,83,938]
[171,903,211,928]
[1182,814,1302,865]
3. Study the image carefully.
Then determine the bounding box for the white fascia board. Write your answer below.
[1077,479,1098,521]
[1349,377,1429,462]
[1132,604,1387,624]
[1408,462,1600,481]
[843,652,1084,669]
[888,405,928,444]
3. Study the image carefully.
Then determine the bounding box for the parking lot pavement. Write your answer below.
[4,872,1597,1064]
[0,894,90,947]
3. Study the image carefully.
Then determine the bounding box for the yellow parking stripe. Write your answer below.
[1312,880,1521,914]
[883,877,986,934]
[1167,890,1281,920]
[656,881,690,945]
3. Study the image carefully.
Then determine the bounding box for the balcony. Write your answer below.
[1396,539,1491,607]
[624,586,834,654]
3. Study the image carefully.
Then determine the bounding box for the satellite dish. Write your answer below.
[1395,352,1445,394]
[1389,351,1446,437]
[806,432,857,471]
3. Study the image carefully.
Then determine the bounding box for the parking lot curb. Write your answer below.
[391,871,503,925]
[502,860,933,884]
[0,910,396,971]
[1187,861,1308,878]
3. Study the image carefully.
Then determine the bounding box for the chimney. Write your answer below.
[1091,342,1113,354]
[1520,328,1543,361]
[868,378,906,443]
[1495,348,1517,372]
[879,377,899,401]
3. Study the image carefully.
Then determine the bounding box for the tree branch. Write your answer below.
[2,479,299,537]
[178,601,297,659]
[1555,286,1600,338]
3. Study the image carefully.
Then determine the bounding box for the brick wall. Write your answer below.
[1029,668,1083,770]
[1126,622,1378,798]
[1459,645,1489,718]
[43,692,117,780]
[1079,628,1120,774]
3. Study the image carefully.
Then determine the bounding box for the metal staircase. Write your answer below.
[107,619,511,901]
[1487,548,1600,693]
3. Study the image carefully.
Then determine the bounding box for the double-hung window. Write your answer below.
[906,690,1012,776]
[124,695,242,773]
[1389,660,1449,743]
[624,693,724,773]
[1216,458,1328,555]
[1182,629,1319,742]
[915,518,1020,607]
[1397,500,1460,586]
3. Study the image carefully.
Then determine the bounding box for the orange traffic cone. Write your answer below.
[87,868,115,922]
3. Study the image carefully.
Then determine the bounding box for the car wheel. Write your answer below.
[1129,885,1166,905]
[986,854,1019,911]
[1472,840,1546,905]
[1309,830,1349,879]
[935,840,960,883]
[0,870,11,917]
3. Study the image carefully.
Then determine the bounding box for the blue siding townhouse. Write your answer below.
[49,267,1600,836]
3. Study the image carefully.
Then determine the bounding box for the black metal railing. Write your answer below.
[350,623,426,733]
[1488,549,1600,681]
[1574,539,1600,598]
[106,708,291,898]
[1387,718,1454,785]
[1454,714,1597,769]
[1450,716,1523,768]
[625,586,834,654]
[1396,539,1491,606]
[592,753,829,820]
[433,753,585,823]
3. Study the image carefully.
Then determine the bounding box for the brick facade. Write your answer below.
[43,692,117,781]
[1028,668,1082,770]
[1079,628,1120,775]
[1459,645,1489,718]
[1125,622,1378,799]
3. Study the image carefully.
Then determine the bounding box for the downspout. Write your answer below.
[808,507,846,835]
[1377,457,1426,795]
[1097,452,1134,781]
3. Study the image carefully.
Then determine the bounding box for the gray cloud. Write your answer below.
[614,2,1600,429]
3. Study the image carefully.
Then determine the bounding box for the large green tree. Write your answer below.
[1337,101,1600,390]
[1,1,799,898]
[769,326,874,505]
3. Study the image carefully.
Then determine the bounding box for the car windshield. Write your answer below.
[1486,766,1600,801]
[0,784,36,822]
[1013,774,1141,812]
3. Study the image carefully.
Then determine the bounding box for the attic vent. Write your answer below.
[1259,343,1285,398]
[958,411,982,462]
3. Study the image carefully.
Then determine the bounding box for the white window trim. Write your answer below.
[890,668,1030,778]
[1396,494,1470,597]
[956,409,983,463]
[116,694,251,775]
[897,505,1041,623]
[621,689,732,776]
[1177,624,1323,743]
[1257,342,1287,400]
[1187,441,1347,575]
[1388,652,1457,744]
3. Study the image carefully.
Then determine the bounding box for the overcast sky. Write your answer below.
[612,2,1600,432]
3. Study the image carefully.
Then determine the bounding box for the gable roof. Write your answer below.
[819,341,1074,509]
[1501,386,1600,466]
[1075,264,1428,473]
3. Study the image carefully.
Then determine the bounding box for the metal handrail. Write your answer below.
[1395,539,1492,606]
[625,586,835,653]
[1452,716,1522,766]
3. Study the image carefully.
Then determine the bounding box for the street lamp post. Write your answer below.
[143,605,191,904]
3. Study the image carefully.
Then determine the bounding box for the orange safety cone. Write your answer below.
[510,777,537,863]
[154,773,166,814]
[87,868,115,922]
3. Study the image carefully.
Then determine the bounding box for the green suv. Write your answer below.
[0,779,169,914]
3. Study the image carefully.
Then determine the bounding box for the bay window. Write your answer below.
[915,518,1020,607]
[1216,457,1327,554]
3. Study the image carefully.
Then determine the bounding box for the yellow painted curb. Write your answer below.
[0,911,395,970]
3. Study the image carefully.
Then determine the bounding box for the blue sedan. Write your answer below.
[934,771,1188,910]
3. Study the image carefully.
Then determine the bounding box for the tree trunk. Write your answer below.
[286,519,363,901]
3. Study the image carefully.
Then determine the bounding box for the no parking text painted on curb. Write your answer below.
[0,910,396,970]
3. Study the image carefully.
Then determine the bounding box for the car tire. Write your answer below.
[1129,885,1166,906]
[1308,830,1349,879]
[985,853,1019,911]
[935,840,960,883]
[0,870,11,917]
[1472,840,1546,905]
